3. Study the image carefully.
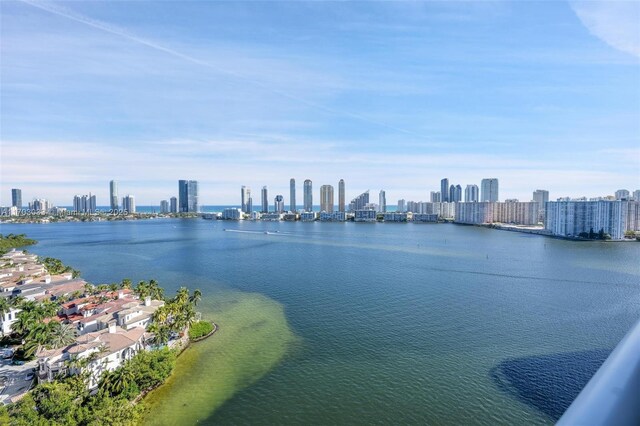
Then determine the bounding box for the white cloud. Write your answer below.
[571,0,640,58]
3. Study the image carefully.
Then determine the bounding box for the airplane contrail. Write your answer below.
[19,0,430,140]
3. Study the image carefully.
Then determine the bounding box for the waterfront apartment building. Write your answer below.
[178,180,199,213]
[290,179,296,212]
[261,186,269,213]
[303,179,313,212]
[319,211,346,222]
[465,185,479,203]
[383,212,407,222]
[122,195,136,214]
[379,190,387,213]
[544,200,640,240]
[109,180,118,210]
[222,208,242,220]
[170,197,178,213]
[413,213,439,222]
[481,178,499,202]
[634,190,640,201]
[320,185,334,213]
[338,179,345,212]
[456,201,538,225]
[160,200,169,214]
[11,189,22,209]
[440,178,450,202]
[397,199,406,212]
[274,195,285,213]
[430,191,441,203]
[354,210,377,222]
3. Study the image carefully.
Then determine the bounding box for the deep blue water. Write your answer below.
[2,219,639,425]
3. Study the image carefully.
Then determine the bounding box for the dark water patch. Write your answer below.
[490,349,611,420]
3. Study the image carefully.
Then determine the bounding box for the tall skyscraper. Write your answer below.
[109,180,118,210]
[179,180,199,212]
[397,199,406,212]
[633,190,640,201]
[440,178,450,202]
[261,186,268,213]
[430,191,441,203]
[11,189,22,209]
[290,179,296,212]
[240,185,251,213]
[449,185,462,203]
[122,195,136,213]
[465,185,479,202]
[274,195,285,213]
[303,179,313,212]
[320,185,334,212]
[338,179,345,212]
[379,190,386,212]
[160,200,169,214]
[481,178,499,202]
[170,197,178,213]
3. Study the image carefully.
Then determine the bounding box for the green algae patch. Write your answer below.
[141,291,298,425]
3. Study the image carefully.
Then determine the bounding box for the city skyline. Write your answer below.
[1,1,638,205]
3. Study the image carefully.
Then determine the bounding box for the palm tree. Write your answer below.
[189,289,202,307]
[48,323,77,349]
[0,298,9,316]
[120,279,132,290]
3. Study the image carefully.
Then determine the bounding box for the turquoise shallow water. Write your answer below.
[3,219,639,425]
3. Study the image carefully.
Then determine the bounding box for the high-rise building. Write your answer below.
[241,186,250,213]
[338,179,345,213]
[320,185,334,213]
[440,178,450,202]
[379,190,386,213]
[615,189,630,200]
[261,186,268,213]
[160,200,169,214]
[109,180,118,210]
[481,178,499,202]
[303,179,313,212]
[449,185,462,203]
[274,195,285,213]
[397,199,406,212]
[178,180,199,212]
[545,200,639,240]
[73,194,96,213]
[30,199,49,214]
[122,195,136,213]
[348,191,370,212]
[290,179,296,212]
[247,197,253,213]
[11,189,22,209]
[170,197,178,213]
[633,190,640,201]
[430,191,441,203]
[464,185,479,202]
[532,189,549,222]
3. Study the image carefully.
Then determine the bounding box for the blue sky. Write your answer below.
[1,0,639,205]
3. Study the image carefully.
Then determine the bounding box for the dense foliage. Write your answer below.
[2,348,176,425]
[40,256,81,278]
[577,228,612,240]
[189,320,214,340]
[0,233,36,254]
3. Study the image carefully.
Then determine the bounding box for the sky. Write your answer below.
[1,0,639,206]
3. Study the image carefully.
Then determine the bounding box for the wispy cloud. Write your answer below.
[570,0,640,58]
